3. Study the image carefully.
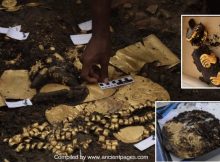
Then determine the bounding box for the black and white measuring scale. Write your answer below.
[98,76,134,89]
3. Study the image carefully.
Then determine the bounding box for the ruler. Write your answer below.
[98,76,134,89]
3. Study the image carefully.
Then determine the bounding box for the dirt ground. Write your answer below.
[0,0,217,162]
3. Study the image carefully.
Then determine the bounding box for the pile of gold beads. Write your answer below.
[3,104,155,155]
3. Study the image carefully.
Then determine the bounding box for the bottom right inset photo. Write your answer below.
[156,101,220,161]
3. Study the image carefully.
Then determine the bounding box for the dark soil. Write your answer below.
[0,0,218,162]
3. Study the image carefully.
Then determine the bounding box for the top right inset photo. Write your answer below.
[181,15,220,89]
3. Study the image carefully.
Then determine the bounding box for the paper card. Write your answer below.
[70,34,92,45]
[6,28,29,40]
[0,25,21,34]
[0,27,9,34]
[5,99,32,108]
[134,135,155,151]
[78,20,92,31]
[12,25,22,32]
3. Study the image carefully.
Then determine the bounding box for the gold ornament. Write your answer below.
[2,0,17,8]
[210,72,220,86]
[200,53,217,68]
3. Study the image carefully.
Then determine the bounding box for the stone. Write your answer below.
[158,9,171,19]
[123,3,132,9]
[76,0,82,5]
[145,4,158,14]
[50,47,55,51]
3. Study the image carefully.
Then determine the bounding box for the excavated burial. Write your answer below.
[162,110,220,159]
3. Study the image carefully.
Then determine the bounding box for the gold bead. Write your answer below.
[118,119,124,125]
[72,139,78,145]
[78,126,84,132]
[67,116,74,122]
[72,130,76,136]
[15,143,24,152]
[106,145,112,150]
[111,118,118,123]
[66,132,72,140]
[104,123,110,128]
[51,140,57,146]
[95,127,103,135]
[128,117,134,124]
[103,129,110,136]
[95,115,101,122]
[61,145,66,152]
[37,142,44,149]
[111,140,118,146]
[83,143,89,149]
[25,143,31,151]
[39,122,49,131]
[133,116,139,122]
[43,143,50,149]
[98,135,105,143]
[101,119,107,125]
[31,143,37,149]
[66,146,74,154]
[124,119,129,125]
[32,122,39,128]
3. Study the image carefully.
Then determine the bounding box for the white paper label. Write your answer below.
[134,135,155,151]
[98,76,134,89]
[7,28,29,40]
[78,20,92,31]
[5,99,32,108]
[0,27,10,34]
[0,25,21,34]
[0,25,29,40]
[70,34,92,45]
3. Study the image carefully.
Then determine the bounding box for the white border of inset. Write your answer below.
[155,100,220,162]
[181,14,220,89]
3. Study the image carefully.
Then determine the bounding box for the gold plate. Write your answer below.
[0,94,5,107]
[110,34,180,74]
[113,126,145,143]
[45,105,84,125]
[83,84,116,102]
[114,75,170,107]
[2,0,17,8]
[84,96,130,114]
[5,5,21,12]
[40,84,70,93]
[0,70,36,99]
[25,2,42,7]
[45,75,169,124]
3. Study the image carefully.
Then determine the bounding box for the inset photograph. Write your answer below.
[156,101,220,161]
[181,15,220,88]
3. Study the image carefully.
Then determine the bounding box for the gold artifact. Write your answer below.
[2,0,17,8]
[210,72,220,86]
[0,70,36,99]
[113,126,146,143]
[200,53,217,68]
[110,34,180,74]
[40,84,70,93]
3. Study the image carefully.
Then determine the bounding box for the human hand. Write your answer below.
[80,35,111,83]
